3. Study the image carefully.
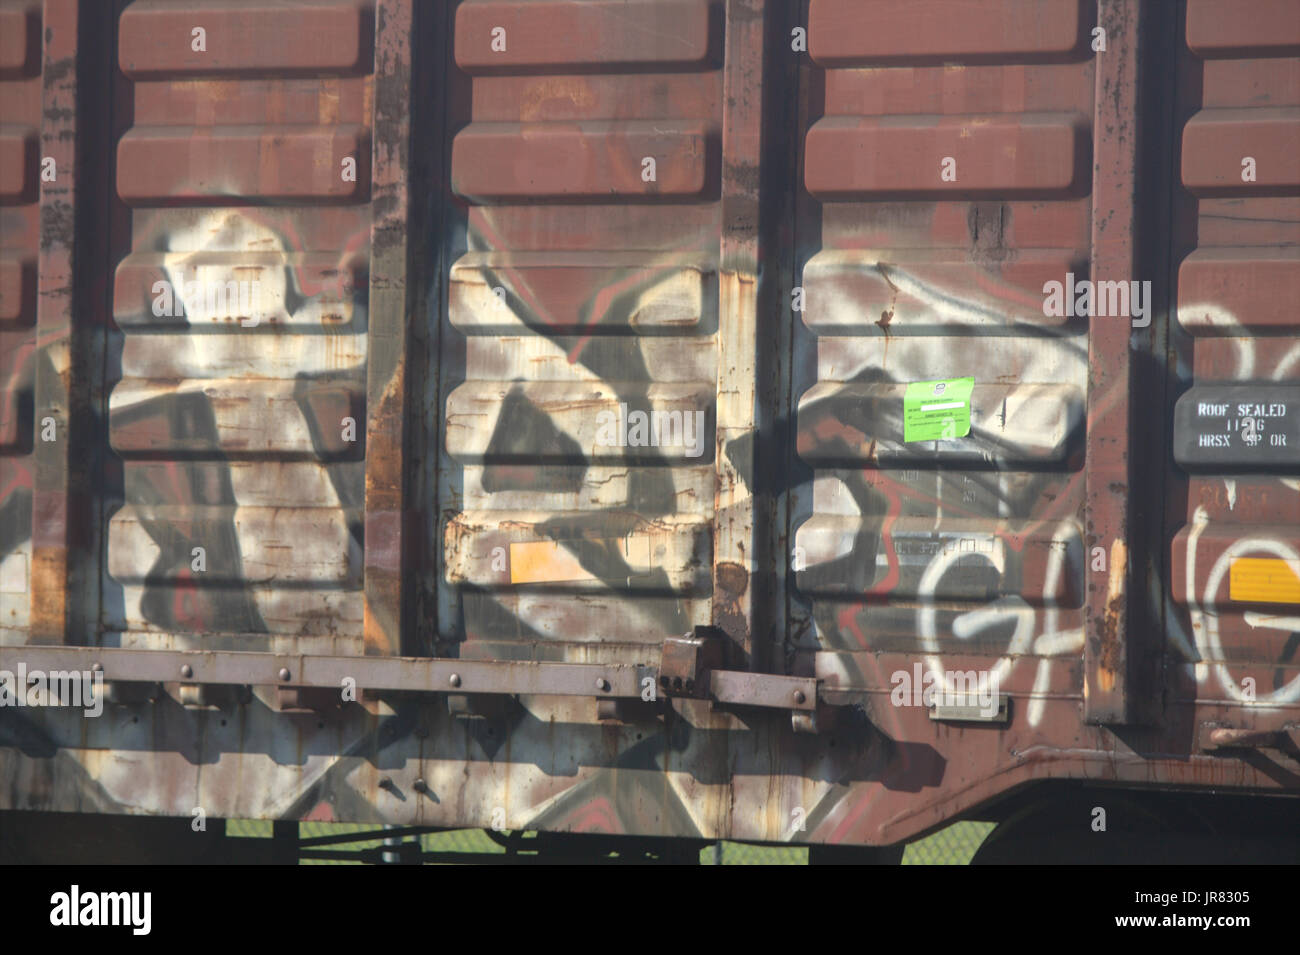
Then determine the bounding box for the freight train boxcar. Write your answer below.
[0,0,1297,863]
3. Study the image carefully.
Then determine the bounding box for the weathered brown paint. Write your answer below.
[0,0,1297,849]
[1163,0,1300,752]
[1185,0,1300,57]
[1082,0,1139,722]
[805,115,1088,199]
[363,0,416,657]
[29,0,80,646]
[808,0,1086,65]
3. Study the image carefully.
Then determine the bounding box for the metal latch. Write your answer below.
[658,627,823,732]
[657,628,725,698]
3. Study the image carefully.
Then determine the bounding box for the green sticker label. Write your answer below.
[904,377,974,442]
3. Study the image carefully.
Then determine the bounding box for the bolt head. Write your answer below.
[278,667,291,682]
[449,673,462,688]
[793,689,807,705]
[596,677,610,692]
[91,663,103,673]
[180,664,193,679]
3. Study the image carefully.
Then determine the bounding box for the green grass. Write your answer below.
[224,819,994,864]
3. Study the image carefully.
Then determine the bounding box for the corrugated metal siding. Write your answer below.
[1,0,1298,848]
[440,0,725,663]
[0,0,41,643]
[1169,0,1300,705]
[106,0,377,651]
[0,0,94,648]
[794,0,1092,715]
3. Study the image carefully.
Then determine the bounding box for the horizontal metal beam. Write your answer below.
[0,645,651,701]
[710,670,818,711]
[0,646,824,713]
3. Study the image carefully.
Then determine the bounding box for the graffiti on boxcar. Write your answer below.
[1181,506,1300,705]
[441,222,719,652]
[0,345,39,642]
[1169,296,1300,703]
[791,256,1091,721]
[916,519,1085,728]
[103,210,370,641]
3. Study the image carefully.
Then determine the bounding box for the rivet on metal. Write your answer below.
[449,673,462,687]
[278,667,291,682]
[180,664,193,679]
[793,689,807,705]
[596,677,610,692]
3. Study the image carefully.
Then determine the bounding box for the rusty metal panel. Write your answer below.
[104,0,406,655]
[452,122,713,200]
[118,0,373,75]
[1181,109,1300,195]
[1167,0,1300,717]
[32,0,82,648]
[807,0,1087,65]
[0,0,102,649]
[1080,0,1141,721]
[439,0,733,668]
[0,0,43,647]
[782,0,1158,844]
[453,0,715,71]
[3,0,1300,852]
[793,0,1094,684]
[1185,0,1300,58]
[806,115,1088,198]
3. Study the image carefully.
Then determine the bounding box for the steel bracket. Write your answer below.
[1198,722,1300,752]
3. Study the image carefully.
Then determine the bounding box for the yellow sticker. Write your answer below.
[1229,557,1300,604]
[508,537,651,585]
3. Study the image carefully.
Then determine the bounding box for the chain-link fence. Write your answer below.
[714,821,992,865]
[225,819,993,864]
